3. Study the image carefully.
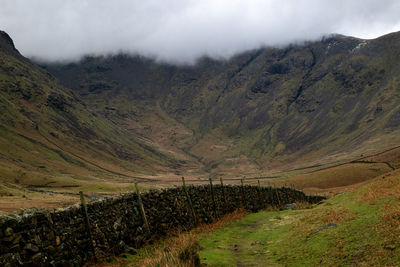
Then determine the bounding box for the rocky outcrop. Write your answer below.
[0,31,23,58]
[46,92,71,111]
[0,31,16,51]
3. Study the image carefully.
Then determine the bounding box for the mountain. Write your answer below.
[0,30,185,198]
[2,29,400,203]
[43,31,400,175]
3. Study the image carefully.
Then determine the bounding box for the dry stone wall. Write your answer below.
[0,184,324,266]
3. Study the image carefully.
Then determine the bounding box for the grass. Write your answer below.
[274,162,392,189]
[198,172,400,266]
[94,210,248,267]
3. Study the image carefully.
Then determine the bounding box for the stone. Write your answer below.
[31,252,43,265]
[9,243,20,252]
[118,240,126,250]
[2,233,21,244]
[4,227,13,237]
[55,236,61,245]
[308,222,338,237]
[280,203,297,210]
[113,217,122,230]
[125,246,137,255]
[0,253,23,266]
[33,235,41,245]
[24,243,39,253]
[45,245,56,254]
[47,230,55,241]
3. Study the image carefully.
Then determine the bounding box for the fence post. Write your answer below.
[220,177,227,209]
[240,178,246,207]
[79,191,97,262]
[135,183,151,235]
[209,177,217,217]
[182,177,197,225]
[275,189,281,206]
[257,180,262,208]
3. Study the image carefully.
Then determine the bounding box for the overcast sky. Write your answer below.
[1,0,400,63]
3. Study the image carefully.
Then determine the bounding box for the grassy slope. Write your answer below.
[199,171,400,266]
[0,31,185,206]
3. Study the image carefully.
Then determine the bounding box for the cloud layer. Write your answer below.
[1,0,400,63]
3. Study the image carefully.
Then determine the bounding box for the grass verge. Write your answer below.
[94,209,248,267]
[198,172,400,266]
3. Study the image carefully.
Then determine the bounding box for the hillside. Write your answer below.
[43,31,400,176]
[1,30,400,210]
[0,31,184,207]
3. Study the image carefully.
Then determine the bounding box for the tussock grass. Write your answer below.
[138,232,199,267]
[96,209,248,267]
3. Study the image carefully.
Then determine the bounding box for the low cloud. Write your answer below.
[1,0,400,63]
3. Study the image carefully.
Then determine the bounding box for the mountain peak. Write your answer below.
[0,31,15,47]
[0,30,20,56]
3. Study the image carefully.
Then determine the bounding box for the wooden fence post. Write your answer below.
[220,177,227,207]
[135,183,151,235]
[240,178,246,207]
[209,177,217,217]
[79,191,97,262]
[257,180,262,207]
[275,189,281,206]
[182,177,197,225]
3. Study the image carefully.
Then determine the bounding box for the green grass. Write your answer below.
[198,174,400,266]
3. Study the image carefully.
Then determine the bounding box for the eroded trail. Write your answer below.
[199,209,303,266]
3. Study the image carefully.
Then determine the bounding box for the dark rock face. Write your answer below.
[87,82,112,93]
[267,62,289,74]
[46,92,70,111]
[0,31,16,50]
[0,185,323,266]
[0,31,22,58]
[250,77,271,94]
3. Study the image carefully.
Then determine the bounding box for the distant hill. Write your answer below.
[0,30,183,196]
[43,31,400,175]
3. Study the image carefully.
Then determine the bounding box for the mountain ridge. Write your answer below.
[42,30,400,174]
[0,30,189,199]
[1,30,400,203]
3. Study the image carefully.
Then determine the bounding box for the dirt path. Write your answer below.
[199,210,298,266]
